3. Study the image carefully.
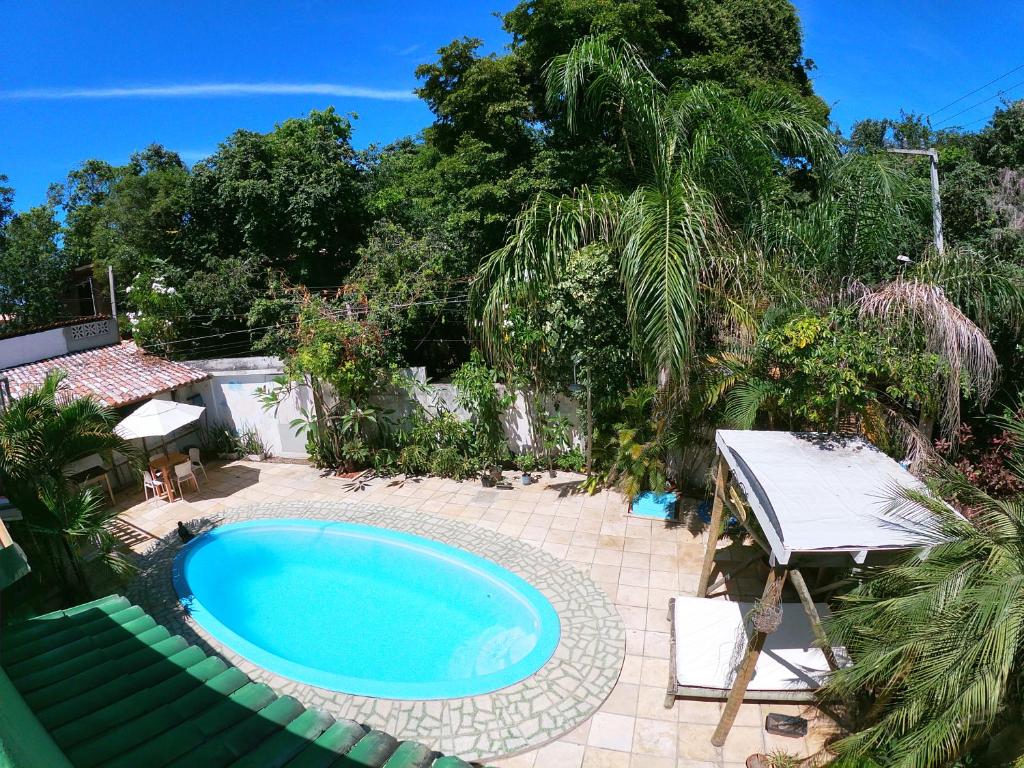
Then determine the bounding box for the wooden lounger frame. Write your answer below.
[663,597,820,709]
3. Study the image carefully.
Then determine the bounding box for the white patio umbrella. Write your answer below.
[115,399,206,456]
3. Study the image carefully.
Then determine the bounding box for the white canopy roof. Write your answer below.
[115,399,205,440]
[716,430,943,564]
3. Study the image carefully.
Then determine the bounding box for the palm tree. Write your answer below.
[473,36,836,391]
[0,371,138,595]
[822,406,1024,767]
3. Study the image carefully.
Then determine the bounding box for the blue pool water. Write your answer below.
[172,519,561,699]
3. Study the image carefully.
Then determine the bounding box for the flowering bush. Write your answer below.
[124,273,185,351]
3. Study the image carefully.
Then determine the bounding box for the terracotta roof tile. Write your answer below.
[2,341,209,408]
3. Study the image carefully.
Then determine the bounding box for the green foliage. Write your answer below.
[711,308,941,434]
[0,203,71,328]
[348,220,471,371]
[201,423,243,457]
[398,409,479,480]
[476,36,836,390]
[0,371,139,595]
[189,108,365,286]
[124,272,186,351]
[451,350,513,468]
[822,406,1024,766]
[605,387,668,497]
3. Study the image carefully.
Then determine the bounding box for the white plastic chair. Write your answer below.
[188,447,208,480]
[173,462,199,496]
[142,468,169,502]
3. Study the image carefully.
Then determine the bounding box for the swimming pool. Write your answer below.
[172,518,561,699]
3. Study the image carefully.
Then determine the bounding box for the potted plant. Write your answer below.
[608,388,679,520]
[746,751,804,768]
[541,413,573,478]
[239,427,269,462]
[203,423,243,460]
[515,453,539,485]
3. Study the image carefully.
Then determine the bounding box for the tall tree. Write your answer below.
[474,37,835,388]
[188,107,366,286]
[0,204,71,327]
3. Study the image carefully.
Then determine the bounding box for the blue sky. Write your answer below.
[2,1,1023,210]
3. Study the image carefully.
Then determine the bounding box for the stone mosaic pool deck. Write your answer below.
[116,462,838,767]
[129,501,625,761]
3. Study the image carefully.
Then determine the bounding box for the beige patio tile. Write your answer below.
[720,725,764,764]
[632,719,678,758]
[675,724,721,762]
[534,740,585,768]
[636,685,677,722]
[519,526,548,544]
[629,757,675,768]
[587,713,636,752]
[616,585,650,608]
[593,549,624,566]
[490,752,537,767]
[498,522,525,536]
[642,631,669,658]
[591,563,621,582]
[601,522,628,537]
[566,545,597,563]
[649,571,680,591]
[582,747,631,768]
[562,718,593,745]
[545,528,574,544]
[551,516,578,531]
[645,607,670,631]
[601,682,640,716]
[640,657,669,688]
[541,542,570,558]
[647,588,676,611]
[619,568,651,588]
[620,655,644,685]
[617,605,648,631]
[626,629,645,655]
[621,551,652,570]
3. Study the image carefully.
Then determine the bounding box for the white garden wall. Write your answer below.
[188,358,311,459]
[188,358,583,460]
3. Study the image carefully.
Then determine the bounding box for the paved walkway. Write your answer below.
[114,460,835,768]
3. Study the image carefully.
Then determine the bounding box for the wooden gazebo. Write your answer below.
[668,430,946,745]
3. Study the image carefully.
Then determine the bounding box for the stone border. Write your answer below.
[127,502,625,761]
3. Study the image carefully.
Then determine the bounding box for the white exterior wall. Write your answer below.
[0,328,66,368]
[189,359,311,459]
[187,360,583,461]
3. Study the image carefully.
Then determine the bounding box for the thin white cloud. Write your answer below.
[0,82,416,102]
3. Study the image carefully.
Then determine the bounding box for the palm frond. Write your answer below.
[859,278,998,436]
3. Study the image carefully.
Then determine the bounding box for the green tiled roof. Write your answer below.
[0,595,482,768]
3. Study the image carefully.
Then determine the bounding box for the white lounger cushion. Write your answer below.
[673,596,849,693]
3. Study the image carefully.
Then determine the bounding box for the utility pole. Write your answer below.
[887,147,944,256]
[107,265,118,320]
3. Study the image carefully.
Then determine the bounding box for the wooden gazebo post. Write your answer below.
[712,562,788,746]
[697,455,730,597]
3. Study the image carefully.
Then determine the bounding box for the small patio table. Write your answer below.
[149,451,189,502]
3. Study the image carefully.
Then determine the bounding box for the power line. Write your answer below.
[139,293,475,350]
[928,62,1024,119]
[934,77,1024,128]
